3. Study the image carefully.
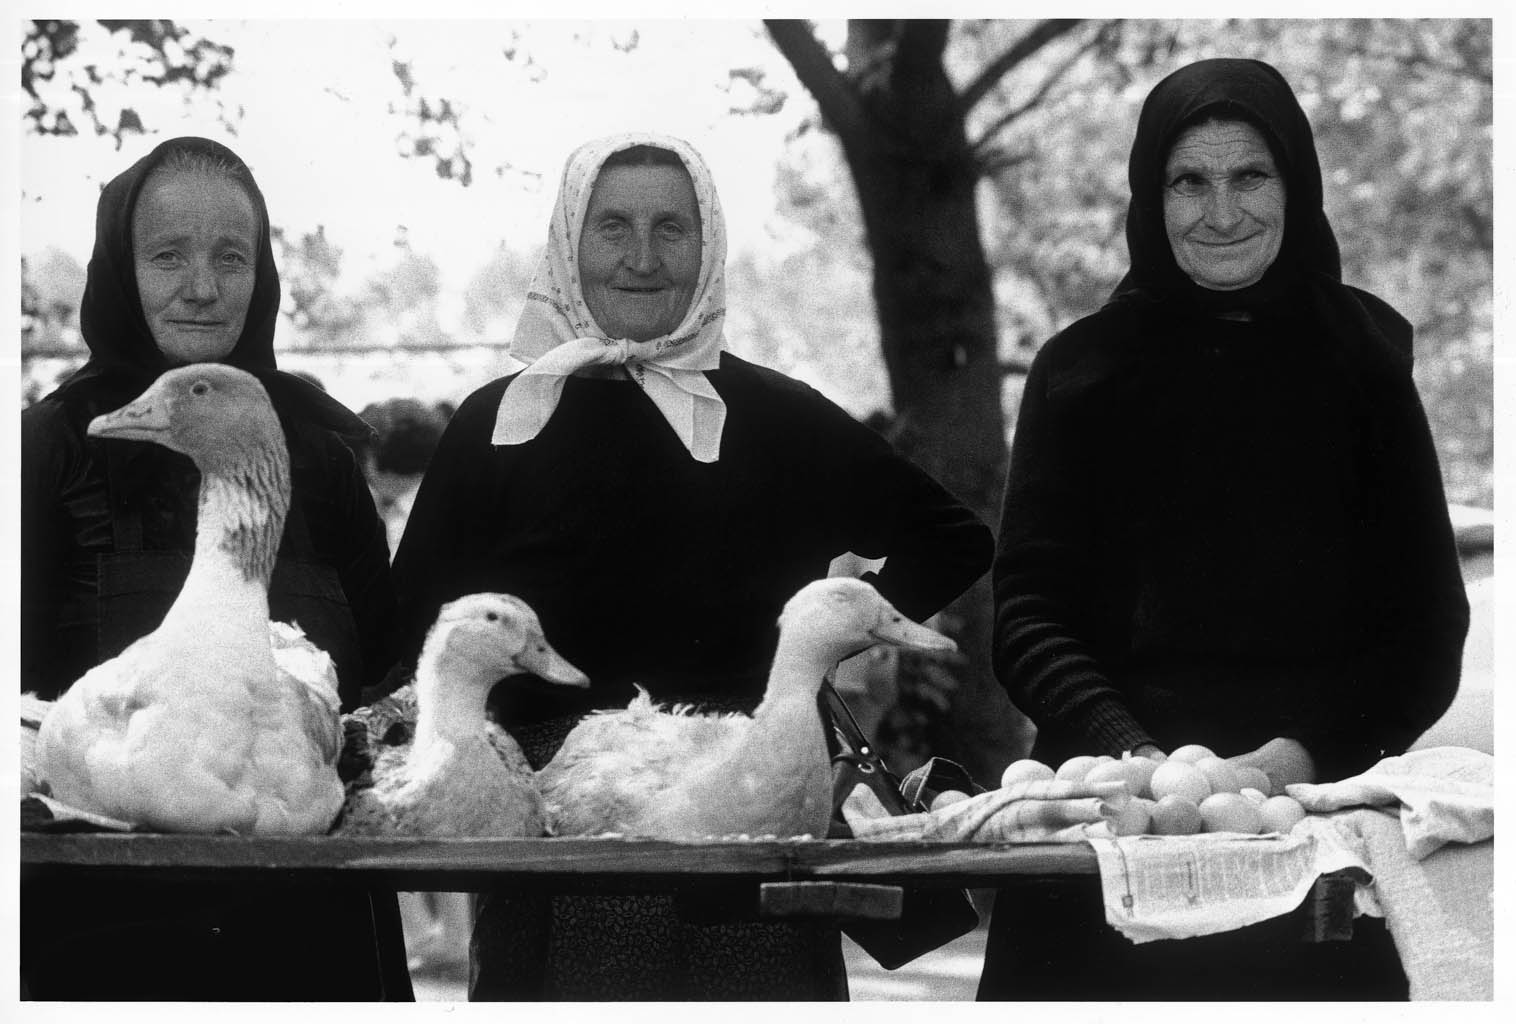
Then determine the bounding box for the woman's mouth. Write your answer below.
[1191,234,1260,248]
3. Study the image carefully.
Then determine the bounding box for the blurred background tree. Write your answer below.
[20,18,1493,782]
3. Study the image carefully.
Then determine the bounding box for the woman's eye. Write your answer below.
[1168,174,1208,198]
[657,221,686,240]
[596,219,628,241]
[1233,169,1271,191]
[149,251,182,268]
[219,251,250,268]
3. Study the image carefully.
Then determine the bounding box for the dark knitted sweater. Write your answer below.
[393,351,993,724]
[992,299,1467,782]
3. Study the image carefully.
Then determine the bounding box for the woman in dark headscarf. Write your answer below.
[980,59,1467,1000]
[20,136,411,1000]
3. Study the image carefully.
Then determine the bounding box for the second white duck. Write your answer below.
[538,577,956,840]
[337,593,589,837]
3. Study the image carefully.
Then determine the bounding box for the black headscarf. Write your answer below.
[53,136,370,440]
[1107,57,1410,366]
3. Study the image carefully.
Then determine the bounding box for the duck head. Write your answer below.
[778,578,957,668]
[87,364,286,479]
[428,593,590,690]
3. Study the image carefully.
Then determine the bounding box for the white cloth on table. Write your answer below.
[1285,746,1495,1000]
[1286,746,1493,859]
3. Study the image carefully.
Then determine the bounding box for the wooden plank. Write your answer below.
[758,882,904,921]
[20,833,1098,889]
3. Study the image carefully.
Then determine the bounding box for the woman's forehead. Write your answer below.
[131,170,260,241]
[1165,120,1274,169]
[586,163,700,218]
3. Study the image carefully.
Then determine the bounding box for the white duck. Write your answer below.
[35,364,345,835]
[336,593,588,837]
[538,577,956,840]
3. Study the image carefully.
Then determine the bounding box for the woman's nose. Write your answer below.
[183,260,220,302]
[1204,186,1245,229]
[624,230,660,274]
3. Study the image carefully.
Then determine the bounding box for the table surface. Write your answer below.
[21,833,1099,889]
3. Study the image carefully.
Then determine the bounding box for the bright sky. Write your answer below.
[19,18,843,334]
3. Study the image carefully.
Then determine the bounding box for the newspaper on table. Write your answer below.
[1084,830,1369,943]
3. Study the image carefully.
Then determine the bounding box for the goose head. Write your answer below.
[777,578,957,672]
[87,364,286,480]
[422,593,590,691]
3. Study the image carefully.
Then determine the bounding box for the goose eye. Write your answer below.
[486,611,500,622]
[191,381,212,396]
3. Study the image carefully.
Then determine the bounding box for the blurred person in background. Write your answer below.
[357,397,452,558]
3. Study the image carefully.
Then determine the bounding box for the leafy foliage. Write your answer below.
[22,19,237,147]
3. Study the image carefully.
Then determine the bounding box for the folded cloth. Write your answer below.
[1298,808,1493,1000]
[842,778,1126,843]
[1286,746,1494,859]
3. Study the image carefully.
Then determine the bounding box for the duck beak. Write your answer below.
[518,639,591,688]
[88,393,172,442]
[868,613,957,654]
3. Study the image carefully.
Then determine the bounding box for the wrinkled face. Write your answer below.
[133,169,259,365]
[1162,119,1286,291]
[577,163,702,342]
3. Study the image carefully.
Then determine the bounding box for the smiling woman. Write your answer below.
[577,146,703,343]
[391,131,993,999]
[980,56,1468,1002]
[1161,119,1286,291]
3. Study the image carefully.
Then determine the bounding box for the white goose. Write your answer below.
[34,364,345,835]
[337,593,588,837]
[538,577,956,840]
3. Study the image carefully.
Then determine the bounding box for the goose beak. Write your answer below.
[867,614,957,654]
[88,395,172,442]
[517,639,590,688]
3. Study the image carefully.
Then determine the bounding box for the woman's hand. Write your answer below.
[1228,737,1317,792]
[1129,743,1168,762]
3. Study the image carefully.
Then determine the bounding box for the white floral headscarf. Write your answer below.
[491,132,729,462]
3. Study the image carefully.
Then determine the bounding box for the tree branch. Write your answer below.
[1327,37,1492,87]
[958,19,1085,115]
[894,19,952,73]
[970,21,1117,159]
[765,19,869,141]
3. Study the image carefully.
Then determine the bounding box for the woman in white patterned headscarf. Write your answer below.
[392,133,992,1000]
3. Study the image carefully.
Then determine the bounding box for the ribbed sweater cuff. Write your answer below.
[1068,696,1155,758]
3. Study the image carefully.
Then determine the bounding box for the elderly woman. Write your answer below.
[20,137,410,1000]
[980,58,1468,1000]
[392,133,993,999]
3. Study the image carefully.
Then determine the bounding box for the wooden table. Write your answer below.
[18,833,1356,939]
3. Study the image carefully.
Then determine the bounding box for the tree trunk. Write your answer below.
[771,19,1035,783]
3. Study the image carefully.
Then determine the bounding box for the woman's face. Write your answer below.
[1162,119,1286,291]
[132,169,259,365]
[577,162,702,342]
